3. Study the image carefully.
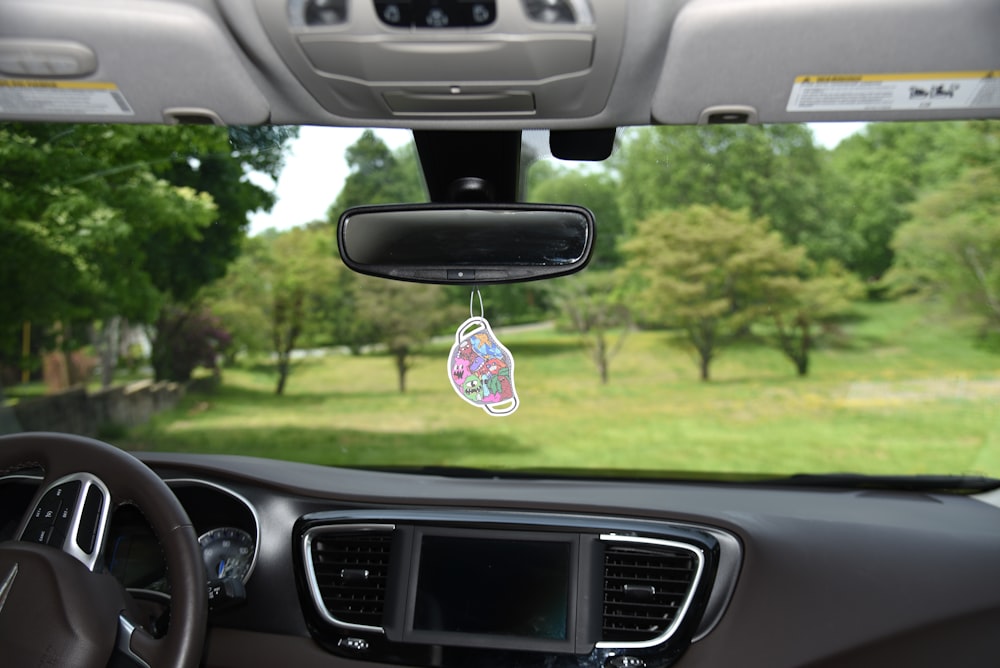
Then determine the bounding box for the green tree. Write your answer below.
[148,306,231,384]
[0,124,218,324]
[545,272,631,384]
[207,226,343,394]
[201,238,273,364]
[761,262,863,376]
[0,123,297,386]
[328,131,424,216]
[889,167,1000,342]
[614,125,842,262]
[143,126,297,304]
[354,278,458,393]
[267,226,342,395]
[323,264,380,355]
[827,121,988,279]
[144,126,297,380]
[0,124,223,391]
[622,205,812,381]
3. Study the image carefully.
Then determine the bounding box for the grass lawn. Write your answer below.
[118,299,1000,477]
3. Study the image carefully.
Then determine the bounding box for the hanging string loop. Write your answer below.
[469,288,483,319]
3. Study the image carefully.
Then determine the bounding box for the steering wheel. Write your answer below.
[0,432,207,667]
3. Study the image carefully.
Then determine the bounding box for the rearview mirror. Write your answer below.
[337,204,594,284]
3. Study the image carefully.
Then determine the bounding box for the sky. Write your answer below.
[247,122,867,235]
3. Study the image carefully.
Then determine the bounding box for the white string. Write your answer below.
[469,288,483,318]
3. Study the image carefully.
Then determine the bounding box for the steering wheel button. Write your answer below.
[27,524,51,544]
[55,480,81,504]
[36,491,62,524]
[76,486,104,554]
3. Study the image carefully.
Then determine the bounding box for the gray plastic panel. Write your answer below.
[298,33,594,82]
[253,0,625,120]
[653,0,1000,124]
[0,0,270,124]
[384,90,535,114]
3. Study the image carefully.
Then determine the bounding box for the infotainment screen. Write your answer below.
[411,535,572,641]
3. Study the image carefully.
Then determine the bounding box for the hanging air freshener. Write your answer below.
[448,290,518,416]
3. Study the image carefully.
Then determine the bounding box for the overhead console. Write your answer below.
[294,509,740,667]
[251,0,627,119]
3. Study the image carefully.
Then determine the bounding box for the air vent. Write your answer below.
[305,525,395,631]
[599,535,704,648]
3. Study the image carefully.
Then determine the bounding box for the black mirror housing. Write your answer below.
[337,203,595,284]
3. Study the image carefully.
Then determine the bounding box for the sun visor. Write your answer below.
[652,0,1000,124]
[0,0,270,125]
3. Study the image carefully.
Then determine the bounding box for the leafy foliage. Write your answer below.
[890,166,1000,343]
[827,121,988,279]
[623,206,764,380]
[206,225,344,394]
[353,277,460,393]
[149,306,231,384]
[328,130,424,215]
[7,118,1000,399]
[761,262,863,376]
[0,123,296,385]
[0,124,217,326]
[614,125,843,262]
[622,205,859,380]
[545,271,631,384]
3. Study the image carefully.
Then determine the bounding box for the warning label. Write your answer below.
[0,80,134,116]
[787,71,1000,112]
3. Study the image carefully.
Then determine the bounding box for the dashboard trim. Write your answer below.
[596,533,705,650]
[595,533,705,649]
[297,507,741,643]
[296,508,738,664]
[164,477,262,585]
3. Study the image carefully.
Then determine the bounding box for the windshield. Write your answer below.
[2,120,998,480]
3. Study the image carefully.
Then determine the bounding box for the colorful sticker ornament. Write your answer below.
[448,292,518,416]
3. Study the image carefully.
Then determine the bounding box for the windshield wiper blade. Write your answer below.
[774,473,1000,494]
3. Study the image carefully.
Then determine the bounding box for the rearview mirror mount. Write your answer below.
[337,203,594,284]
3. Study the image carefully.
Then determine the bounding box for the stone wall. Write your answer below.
[3,380,186,437]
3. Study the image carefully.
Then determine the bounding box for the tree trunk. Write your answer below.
[55,322,84,388]
[594,334,609,385]
[689,322,715,382]
[97,317,120,388]
[273,328,300,396]
[275,356,290,395]
[395,349,408,393]
[150,310,187,382]
[795,319,811,377]
[795,356,809,377]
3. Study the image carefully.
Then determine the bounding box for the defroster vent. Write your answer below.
[599,535,704,648]
[305,525,395,631]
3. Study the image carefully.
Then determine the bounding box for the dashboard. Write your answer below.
[3,453,1000,668]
